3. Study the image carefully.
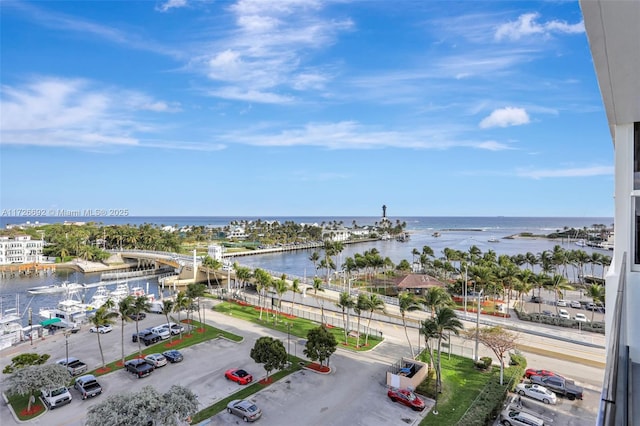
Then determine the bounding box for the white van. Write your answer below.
[500,409,544,426]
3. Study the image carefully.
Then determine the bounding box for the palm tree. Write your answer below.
[354,294,368,348]
[398,291,421,358]
[421,318,439,370]
[548,274,574,316]
[290,278,302,314]
[364,294,385,346]
[186,283,207,329]
[161,299,175,342]
[312,276,326,324]
[586,283,605,322]
[431,307,463,392]
[273,275,289,324]
[309,251,321,275]
[336,292,354,345]
[422,286,453,318]
[173,291,190,339]
[132,295,151,357]
[253,269,272,321]
[90,303,118,368]
[117,295,135,367]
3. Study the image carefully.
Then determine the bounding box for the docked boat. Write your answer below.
[396,232,410,242]
[1,295,24,350]
[38,288,91,328]
[28,281,85,295]
[88,285,112,310]
[575,239,587,247]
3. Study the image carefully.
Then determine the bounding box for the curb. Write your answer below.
[299,362,332,375]
[516,344,606,369]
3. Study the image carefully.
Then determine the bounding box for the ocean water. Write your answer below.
[1,216,613,327]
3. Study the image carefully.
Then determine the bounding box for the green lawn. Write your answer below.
[214,301,383,351]
[6,393,46,421]
[418,353,498,426]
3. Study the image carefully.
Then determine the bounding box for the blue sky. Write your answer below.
[0,0,614,217]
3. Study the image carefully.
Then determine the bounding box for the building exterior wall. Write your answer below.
[0,236,44,265]
[607,122,639,360]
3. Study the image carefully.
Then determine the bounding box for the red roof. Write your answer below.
[396,274,447,289]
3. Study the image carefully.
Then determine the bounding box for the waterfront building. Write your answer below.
[207,244,224,261]
[0,235,44,265]
[581,1,640,424]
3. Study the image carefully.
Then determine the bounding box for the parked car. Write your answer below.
[515,383,557,404]
[151,326,171,340]
[556,300,568,307]
[574,313,589,322]
[74,374,102,400]
[500,409,545,426]
[529,375,584,400]
[524,369,557,379]
[145,353,168,368]
[124,358,154,378]
[56,357,88,376]
[226,399,262,422]
[225,368,253,385]
[570,300,582,309]
[558,309,570,319]
[41,386,73,409]
[387,387,426,411]
[541,310,554,317]
[89,324,113,334]
[132,329,162,345]
[530,296,543,304]
[162,349,184,363]
[128,312,146,321]
[159,322,185,335]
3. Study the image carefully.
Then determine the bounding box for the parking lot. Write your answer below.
[1,310,430,426]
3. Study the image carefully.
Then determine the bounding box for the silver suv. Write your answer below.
[500,409,544,426]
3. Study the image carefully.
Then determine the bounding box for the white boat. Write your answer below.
[488,236,500,243]
[38,288,90,328]
[88,285,112,310]
[432,232,441,238]
[575,239,587,247]
[109,282,130,303]
[28,281,85,295]
[1,295,24,350]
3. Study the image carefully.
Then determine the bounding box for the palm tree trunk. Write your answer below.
[365,314,373,346]
[356,314,361,348]
[402,315,415,359]
[97,333,105,367]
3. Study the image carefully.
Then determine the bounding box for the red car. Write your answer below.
[387,388,425,411]
[225,368,253,385]
[525,369,557,379]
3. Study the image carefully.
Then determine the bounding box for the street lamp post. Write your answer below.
[64,330,70,363]
[475,289,484,361]
[463,264,468,316]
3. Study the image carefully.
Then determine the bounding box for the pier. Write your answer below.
[0,263,56,279]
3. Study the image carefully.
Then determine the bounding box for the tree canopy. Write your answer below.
[250,336,288,380]
[2,353,50,374]
[304,326,338,367]
[85,385,198,426]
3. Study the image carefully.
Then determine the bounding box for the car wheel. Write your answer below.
[518,390,525,396]
[568,394,576,401]
[243,416,248,422]
[502,421,512,426]
[389,396,397,402]
[227,408,232,414]
[225,374,229,380]
[90,329,95,333]
[543,398,550,404]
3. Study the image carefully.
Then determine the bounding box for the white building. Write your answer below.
[207,244,224,261]
[580,1,640,424]
[0,235,44,265]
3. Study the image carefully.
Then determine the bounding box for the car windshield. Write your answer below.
[405,390,416,399]
[50,388,66,396]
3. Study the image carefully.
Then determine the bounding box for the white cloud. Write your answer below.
[156,0,189,13]
[220,121,514,151]
[479,107,530,128]
[201,0,353,101]
[517,166,614,179]
[0,77,188,149]
[495,13,584,41]
[207,87,294,104]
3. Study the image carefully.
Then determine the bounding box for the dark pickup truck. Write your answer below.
[56,357,88,376]
[74,374,102,400]
[530,375,584,400]
[132,329,161,346]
